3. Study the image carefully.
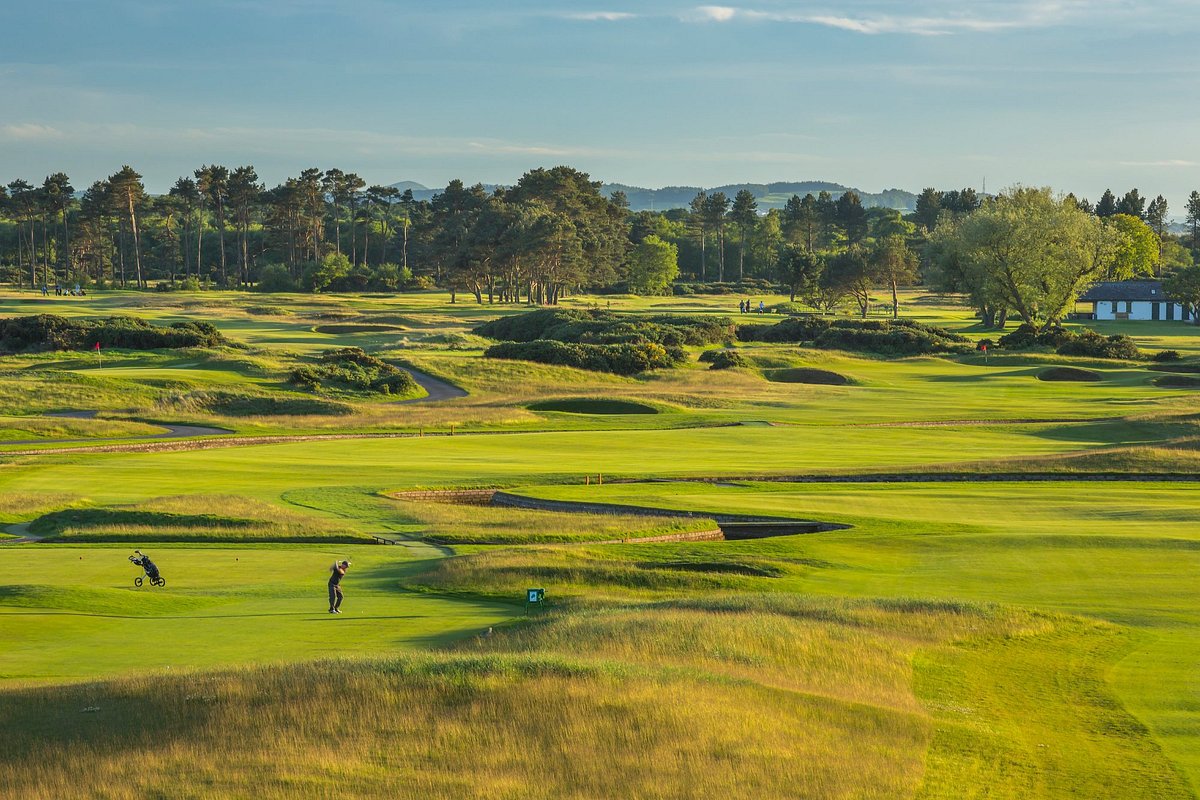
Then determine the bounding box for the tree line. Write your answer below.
[2,164,1198,324]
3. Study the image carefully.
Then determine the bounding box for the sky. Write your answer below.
[3,0,1199,211]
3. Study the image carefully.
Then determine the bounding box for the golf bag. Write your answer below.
[129,550,166,588]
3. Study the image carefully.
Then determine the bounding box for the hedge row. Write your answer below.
[475,308,734,348]
[738,316,970,356]
[998,324,1141,360]
[0,314,227,353]
[484,339,686,375]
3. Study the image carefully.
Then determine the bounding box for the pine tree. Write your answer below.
[1095,189,1118,218]
[730,189,757,281]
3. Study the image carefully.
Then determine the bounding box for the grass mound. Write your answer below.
[1154,374,1200,388]
[1038,366,1103,382]
[388,495,709,545]
[1149,364,1200,373]
[289,347,420,397]
[313,323,405,334]
[528,398,658,415]
[767,367,851,385]
[203,392,355,416]
[28,495,366,542]
[643,559,785,577]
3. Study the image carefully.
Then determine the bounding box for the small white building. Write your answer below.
[1077,281,1192,322]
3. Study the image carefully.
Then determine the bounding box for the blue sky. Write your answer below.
[3,1,1199,211]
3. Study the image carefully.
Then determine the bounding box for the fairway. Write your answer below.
[2,289,1200,798]
[0,545,512,683]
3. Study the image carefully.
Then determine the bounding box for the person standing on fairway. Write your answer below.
[328,560,350,613]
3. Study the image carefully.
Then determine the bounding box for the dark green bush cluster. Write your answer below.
[738,316,969,356]
[737,316,829,343]
[1153,350,1182,362]
[475,308,733,348]
[1055,330,1141,360]
[706,350,747,370]
[484,339,686,375]
[0,314,226,353]
[996,324,1139,359]
[997,324,1073,349]
[288,347,419,395]
[672,279,778,296]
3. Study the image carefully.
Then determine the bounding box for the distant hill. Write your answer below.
[604,181,918,212]
[387,181,503,201]
[388,179,918,212]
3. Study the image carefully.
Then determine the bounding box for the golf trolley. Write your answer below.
[129,550,166,588]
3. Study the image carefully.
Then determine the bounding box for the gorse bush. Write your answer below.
[0,314,226,353]
[997,324,1073,350]
[475,308,734,348]
[706,350,747,370]
[287,347,419,395]
[738,316,969,356]
[1152,350,1182,362]
[996,324,1141,360]
[484,339,686,375]
[1055,331,1141,360]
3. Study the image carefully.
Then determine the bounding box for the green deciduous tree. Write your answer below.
[932,187,1121,329]
[872,234,919,318]
[1107,213,1160,278]
[1165,266,1200,326]
[627,235,679,295]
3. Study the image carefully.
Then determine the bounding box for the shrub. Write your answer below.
[737,316,831,343]
[1055,331,1141,360]
[737,317,967,355]
[475,309,733,347]
[1153,350,1183,362]
[287,347,418,396]
[0,314,227,353]
[998,324,1073,349]
[707,350,747,370]
[484,339,685,375]
[257,264,299,292]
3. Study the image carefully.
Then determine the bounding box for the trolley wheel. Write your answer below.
[154,578,166,587]
[134,576,143,587]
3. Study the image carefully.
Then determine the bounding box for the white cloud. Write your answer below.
[1,122,64,140]
[1119,160,1198,168]
[565,11,637,21]
[690,5,738,22]
[681,1,1099,35]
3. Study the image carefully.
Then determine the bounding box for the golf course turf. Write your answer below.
[2,288,1199,798]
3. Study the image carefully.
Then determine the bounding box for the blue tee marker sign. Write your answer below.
[527,588,545,604]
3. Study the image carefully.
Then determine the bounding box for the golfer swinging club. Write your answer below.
[328,559,350,614]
